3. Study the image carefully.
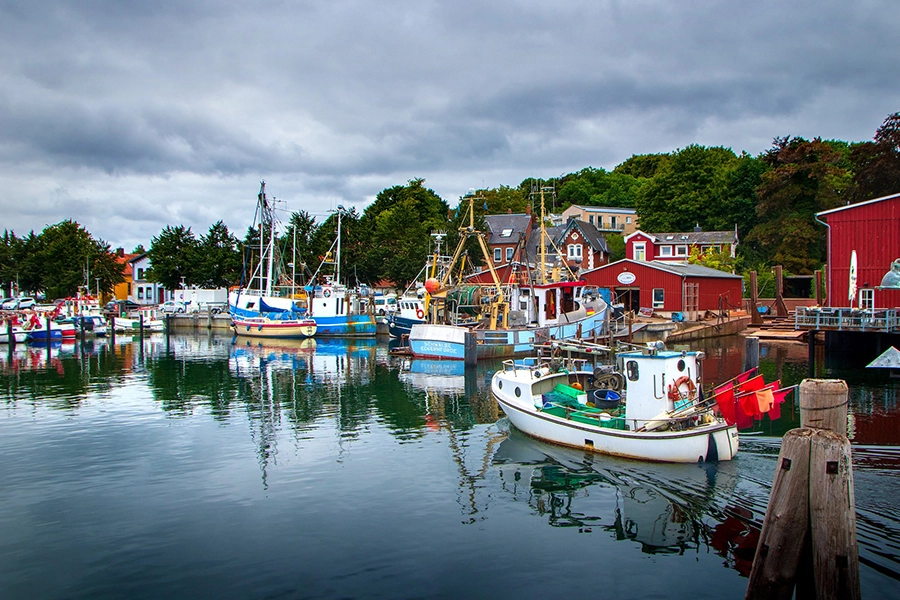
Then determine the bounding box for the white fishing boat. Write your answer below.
[232,315,317,339]
[408,189,608,361]
[490,343,738,463]
[229,182,375,338]
[0,323,27,343]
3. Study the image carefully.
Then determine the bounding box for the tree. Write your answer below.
[147,225,200,289]
[283,210,318,283]
[848,111,900,202]
[357,179,450,287]
[195,221,241,287]
[635,145,740,232]
[745,137,850,273]
[19,220,124,299]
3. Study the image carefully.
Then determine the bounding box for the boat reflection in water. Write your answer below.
[492,426,762,575]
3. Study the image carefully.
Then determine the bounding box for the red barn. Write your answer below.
[817,192,900,309]
[581,259,743,316]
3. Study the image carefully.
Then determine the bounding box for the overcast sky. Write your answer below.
[1,0,897,252]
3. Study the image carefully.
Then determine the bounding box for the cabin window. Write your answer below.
[506,247,514,261]
[515,387,521,398]
[652,288,664,309]
[625,360,639,381]
[677,359,686,372]
[675,245,688,257]
[634,242,646,262]
[660,245,672,257]
[494,248,501,263]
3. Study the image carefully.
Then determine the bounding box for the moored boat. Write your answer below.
[408,189,608,361]
[490,343,739,463]
[232,315,316,339]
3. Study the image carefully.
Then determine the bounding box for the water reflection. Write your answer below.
[493,427,760,572]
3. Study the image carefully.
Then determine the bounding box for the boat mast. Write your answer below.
[336,206,343,286]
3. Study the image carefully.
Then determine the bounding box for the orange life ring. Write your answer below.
[416,308,424,319]
[668,375,696,402]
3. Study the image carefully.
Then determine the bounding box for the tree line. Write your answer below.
[2,112,898,300]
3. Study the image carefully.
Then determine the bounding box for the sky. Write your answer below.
[1,0,898,252]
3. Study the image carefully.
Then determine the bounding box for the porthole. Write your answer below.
[498,380,503,389]
[677,359,686,372]
[515,387,521,397]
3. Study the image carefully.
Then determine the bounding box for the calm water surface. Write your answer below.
[0,334,898,599]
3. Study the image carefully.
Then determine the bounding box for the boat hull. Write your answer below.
[494,392,738,463]
[310,315,377,337]
[408,308,608,360]
[232,317,316,339]
[0,327,28,343]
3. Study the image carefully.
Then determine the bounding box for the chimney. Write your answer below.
[694,223,702,232]
[117,247,125,257]
[507,208,512,214]
[525,205,532,215]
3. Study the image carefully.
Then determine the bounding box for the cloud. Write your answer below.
[0,0,898,252]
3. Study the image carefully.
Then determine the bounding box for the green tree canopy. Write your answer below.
[8,220,124,300]
[635,145,741,232]
[358,179,450,287]
[195,221,242,288]
[147,225,200,289]
[746,137,850,273]
[848,111,900,202]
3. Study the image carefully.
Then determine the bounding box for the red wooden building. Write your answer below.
[580,259,743,316]
[817,192,900,309]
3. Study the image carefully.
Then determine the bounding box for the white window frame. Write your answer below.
[660,245,673,257]
[505,247,513,261]
[652,288,665,309]
[493,248,501,263]
[567,244,582,260]
[675,245,688,257]
[860,288,874,311]
[634,242,646,261]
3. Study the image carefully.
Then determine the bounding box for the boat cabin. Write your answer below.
[617,345,702,426]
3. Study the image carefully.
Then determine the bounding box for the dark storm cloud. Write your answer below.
[0,0,898,250]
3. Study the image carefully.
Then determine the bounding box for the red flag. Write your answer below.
[768,387,794,420]
[737,374,765,394]
[713,386,737,425]
[736,367,758,384]
[734,401,754,429]
[739,391,761,420]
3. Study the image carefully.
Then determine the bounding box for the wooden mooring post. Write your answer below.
[745,379,859,599]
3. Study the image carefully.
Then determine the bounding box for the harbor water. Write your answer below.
[1,333,898,599]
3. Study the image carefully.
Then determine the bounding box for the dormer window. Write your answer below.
[500,228,513,238]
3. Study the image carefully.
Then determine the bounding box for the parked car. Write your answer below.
[17,297,36,309]
[1,297,19,310]
[159,300,186,314]
[104,300,141,313]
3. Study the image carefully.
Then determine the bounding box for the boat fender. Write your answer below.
[416,308,424,319]
[571,381,583,391]
[668,375,696,402]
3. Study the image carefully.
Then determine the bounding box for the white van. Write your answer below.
[371,293,397,316]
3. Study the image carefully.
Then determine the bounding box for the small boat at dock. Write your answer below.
[490,342,739,463]
[232,315,317,339]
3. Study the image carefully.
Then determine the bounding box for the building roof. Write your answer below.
[484,214,532,245]
[559,219,609,254]
[524,225,565,264]
[584,259,742,279]
[625,229,737,245]
[816,191,900,218]
[563,205,637,215]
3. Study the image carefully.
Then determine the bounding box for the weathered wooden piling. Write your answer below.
[745,379,859,600]
[744,336,759,372]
